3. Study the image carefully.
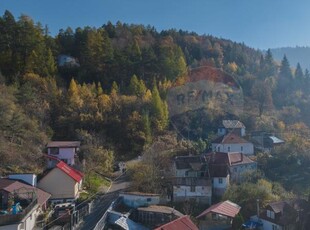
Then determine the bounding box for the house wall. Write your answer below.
[37,168,77,201]
[198,213,232,230]
[212,143,254,155]
[175,169,188,177]
[0,205,40,230]
[120,194,160,208]
[217,128,227,136]
[212,176,229,196]
[218,128,245,137]
[230,163,257,183]
[48,147,76,165]
[23,207,40,230]
[173,185,212,204]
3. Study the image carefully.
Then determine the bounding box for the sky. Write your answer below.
[1,0,310,50]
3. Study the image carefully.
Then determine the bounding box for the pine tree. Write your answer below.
[142,111,152,145]
[151,83,168,131]
[295,63,303,79]
[279,55,292,80]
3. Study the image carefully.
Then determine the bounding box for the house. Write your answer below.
[205,152,257,195]
[37,161,83,204]
[46,141,80,168]
[251,131,285,152]
[172,156,212,204]
[196,200,241,230]
[119,192,160,208]
[154,215,199,230]
[218,120,246,137]
[226,152,257,183]
[0,178,51,230]
[208,165,230,197]
[132,205,184,228]
[212,133,254,155]
[105,194,187,230]
[250,199,310,230]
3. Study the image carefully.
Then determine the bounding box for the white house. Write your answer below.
[46,141,80,168]
[227,152,257,183]
[218,120,246,137]
[37,161,83,204]
[212,133,254,155]
[173,177,212,204]
[172,156,212,204]
[205,152,257,195]
[119,192,160,208]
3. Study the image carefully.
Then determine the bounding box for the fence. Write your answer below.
[0,199,37,226]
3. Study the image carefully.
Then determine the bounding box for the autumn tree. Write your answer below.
[150,83,169,132]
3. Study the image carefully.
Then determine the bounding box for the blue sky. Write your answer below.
[1,0,310,49]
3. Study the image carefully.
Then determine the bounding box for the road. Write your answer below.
[75,173,131,230]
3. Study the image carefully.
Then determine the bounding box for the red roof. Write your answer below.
[212,134,250,144]
[56,161,83,182]
[154,215,198,230]
[196,200,241,219]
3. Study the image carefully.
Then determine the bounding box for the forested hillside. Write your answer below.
[1,9,310,189]
[270,46,310,71]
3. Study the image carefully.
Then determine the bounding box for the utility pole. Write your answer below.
[256,199,260,220]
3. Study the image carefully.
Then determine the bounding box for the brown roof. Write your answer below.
[228,152,255,166]
[196,200,241,219]
[212,134,250,144]
[174,155,207,170]
[137,205,183,217]
[0,178,51,206]
[205,152,256,177]
[222,120,245,129]
[154,215,198,230]
[261,201,298,226]
[47,141,80,148]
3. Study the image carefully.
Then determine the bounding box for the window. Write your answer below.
[217,146,220,152]
[50,147,59,155]
[219,178,223,184]
[267,210,275,219]
[272,225,278,230]
[147,198,152,202]
[234,168,237,172]
[228,146,231,152]
[190,186,195,192]
[241,146,243,151]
